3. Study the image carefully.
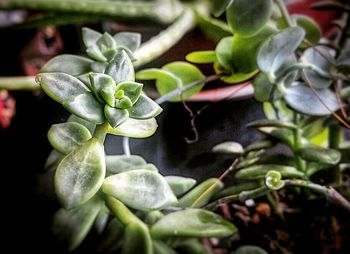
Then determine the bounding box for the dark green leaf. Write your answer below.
[41,55,93,76]
[215,182,261,199]
[153,240,178,254]
[48,122,92,154]
[310,1,347,11]
[258,126,294,147]
[196,12,232,42]
[299,147,341,165]
[186,51,216,64]
[128,94,163,119]
[212,0,234,17]
[244,140,273,153]
[284,83,339,116]
[36,73,90,104]
[263,100,294,122]
[102,169,177,211]
[114,32,141,52]
[115,96,133,109]
[55,138,106,209]
[82,27,102,48]
[252,73,277,102]
[63,93,105,124]
[165,176,197,197]
[104,105,128,128]
[151,209,237,238]
[235,245,268,254]
[215,36,234,70]
[105,50,134,84]
[235,164,304,179]
[115,81,143,104]
[247,119,297,130]
[226,0,273,37]
[106,155,147,174]
[295,15,321,46]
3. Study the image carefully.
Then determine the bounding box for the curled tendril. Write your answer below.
[265,170,285,190]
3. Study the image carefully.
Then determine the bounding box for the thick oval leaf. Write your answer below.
[82,27,102,48]
[258,27,305,75]
[115,81,143,104]
[153,240,178,254]
[165,176,197,197]
[247,119,297,130]
[55,138,106,209]
[235,246,268,254]
[220,69,259,84]
[68,114,96,134]
[122,222,152,254]
[105,50,134,84]
[89,73,116,103]
[104,105,129,128]
[161,62,205,101]
[128,94,163,119]
[151,209,237,238]
[226,0,272,37]
[86,44,107,62]
[258,127,295,147]
[294,15,321,46]
[96,32,117,58]
[212,141,244,154]
[48,122,92,154]
[114,32,141,52]
[244,140,273,153]
[301,46,333,89]
[232,26,276,73]
[102,169,177,211]
[41,55,93,76]
[106,155,147,174]
[299,147,341,165]
[36,73,90,104]
[235,164,304,179]
[186,51,216,64]
[45,149,64,172]
[196,13,232,42]
[178,178,223,208]
[108,118,158,138]
[212,0,234,17]
[284,83,340,116]
[215,36,234,71]
[252,72,276,102]
[215,182,261,199]
[52,196,103,251]
[63,93,105,124]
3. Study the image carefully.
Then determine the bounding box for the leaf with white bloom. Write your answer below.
[115,81,143,104]
[105,50,134,84]
[108,118,158,138]
[106,155,147,174]
[89,73,115,103]
[129,94,163,119]
[165,176,197,197]
[48,122,92,154]
[40,55,93,76]
[114,32,141,52]
[102,169,177,211]
[104,105,129,128]
[55,138,106,209]
[82,27,102,48]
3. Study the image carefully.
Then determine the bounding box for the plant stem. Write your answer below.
[293,112,306,171]
[284,179,350,212]
[0,0,182,24]
[93,122,109,144]
[133,8,196,68]
[274,0,294,27]
[0,76,38,90]
[329,124,342,184]
[105,196,142,225]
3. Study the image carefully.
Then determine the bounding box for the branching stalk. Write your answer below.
[0,76,38,90]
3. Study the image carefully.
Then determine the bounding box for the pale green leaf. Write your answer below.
[122,222,152,254]
[89,73,116,103]
[82,27,102,48]
[212,141,244,154]
[129,94,163,119]
[235,164,304,179]
[186,51,216,64]
[105,50,134,84]
[40,55,93,76]
[115,81,143,104]
[165,176,197,197]
[108,118,158,138]
[104,105,129,128]
[215,36,234,71]
[106,155,147,174]
[114,32,141,52]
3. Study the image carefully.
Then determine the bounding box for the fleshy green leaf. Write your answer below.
[87,44,107,62]
[263,100,294,122]
[196,12,232,42]
[215,182,261,199]
[235,246,268,254]
[226,0,273,37]
[293,15,321,46]
[129,94,163,119]
[108,118,158,138]
[63,93,105,124]
[68,114,96,134]
[96,32,117,60]
[235,164,304,180]
[258,127,295,147]
[82,27,102,48]
[215,36,234,71]
[122,222,152,254]
[151,209,237,238]
[301,46,333,89]
[284,83,340,116]
[115,81,143,104]
[299,147,341,165]
[36,73,90,104]
[114,32,141,52]
[258,27,305,75]
[40,55,93,76]
[89,73,116,103]
[252,72,276,102]
[52,196,103,251]
[48,122,92,154]
[115,95,133,109]
[101,87,116,107]
[45,150,64,172]
[105,50,134,84]
[55,138,106,209]
[186,51,216,64]
[106,155,147,174]
[165,176,197,197]
[212,141,244,154]
[102,169,177,211]
[104,105,129,128]
[212,0,234,17]
[153,240,178,254]
[247,119,297,130]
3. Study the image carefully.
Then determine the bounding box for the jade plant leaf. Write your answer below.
[212,0,234,17]
[151,209,237,238]
[52,196,103,251]
[115,81,143,104]
[48,122,92,154]
[128,94,163,119]
[299,147,341,165]
[165,176,197,197]
[301,46,333,89]
[235,164,304,180]
[40,55,94,76]
[122,222,152,254]
[226,0,273,37]
[114,32,141,52]
[106,155,147,174]
[82,27,102,48]
[212,141,244,154]
[258,27,305,75]
[104,105,129,128]
[55,138,106,209]
[186,51,216,64]
[63,92,105,124]
[105,50,134,84]
[102,169,177,211]
[89,73,116,103]
[36,73,90,104]
[108,118,158,138]
[215,36,234,71]
[284,83,340,116]
[68,114,96,134]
